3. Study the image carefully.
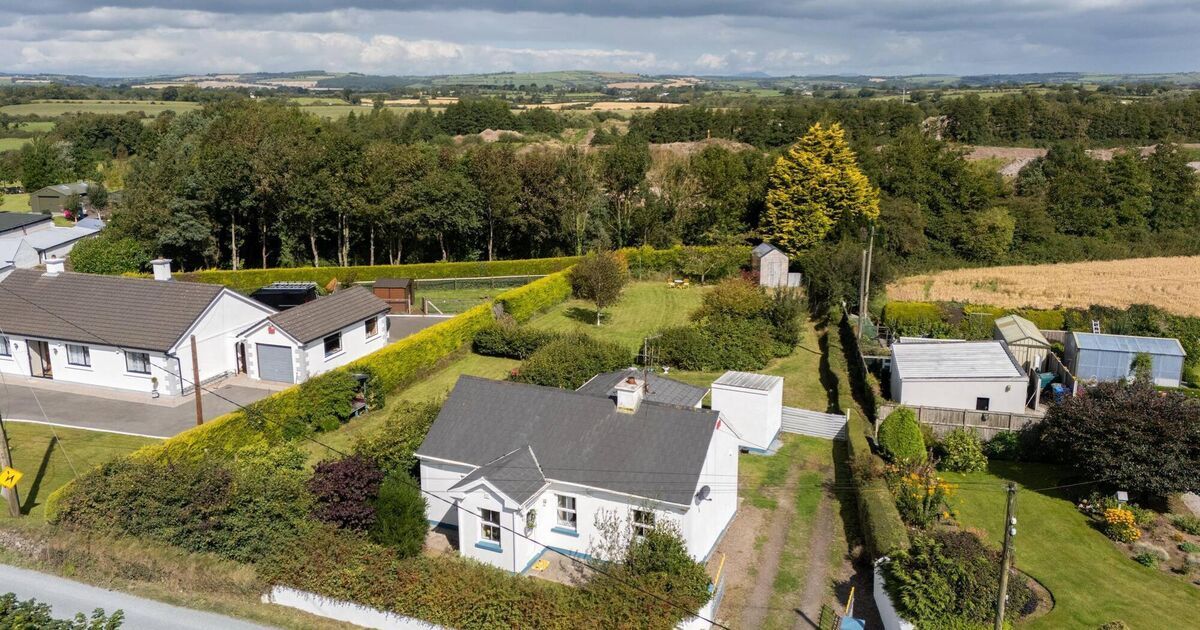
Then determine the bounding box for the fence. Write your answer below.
[1044,348,1082,395]
[1040,329,1068,344]
[876,402,1042,441]
[781,407,850,441]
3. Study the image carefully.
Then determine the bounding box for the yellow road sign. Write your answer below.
[0,467,21,489]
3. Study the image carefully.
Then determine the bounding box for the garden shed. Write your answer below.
[30,181,89,215]
[992,314,1052,371]
[751,243,789,288]
[889,340,1028,413]
[1064,332,1186,388]
[372,277,415,314]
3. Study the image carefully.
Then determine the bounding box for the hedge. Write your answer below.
[881,301,945,332]
[621,245,751,280]
[169,257,582,293]
[494,270,572,323]
[846,412,910,559]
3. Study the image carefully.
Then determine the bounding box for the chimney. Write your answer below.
[614,375,645,413]
[151,258,173,282]
[44,256,65,276]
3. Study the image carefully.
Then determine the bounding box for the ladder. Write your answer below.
[1091,319,1101,334]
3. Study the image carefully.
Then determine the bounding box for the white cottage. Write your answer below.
[237,286,390,384]
[889,340,1028,413]
[0,259,274,396]
[416,375,741,573]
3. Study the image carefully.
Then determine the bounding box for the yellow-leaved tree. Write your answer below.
[761,122,880,253]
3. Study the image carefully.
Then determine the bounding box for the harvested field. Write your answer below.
[534,101,684,111]
[966,144,1200,176]
[887,256,1200,316]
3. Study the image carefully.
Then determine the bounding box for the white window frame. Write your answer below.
[66,344,91,367]
[125,351,151,374]
[479,508,501,545]
[556,495,577,530]
[632,509,655,538]
[323,332,342,357]
[364,317,379,338]
[0,336,9,357]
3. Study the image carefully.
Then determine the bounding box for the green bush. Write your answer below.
[353,402,442,476]
[513,333,633,389]
[473,322,561,359]
[1133,552,1159,567]
[621,528,712,607]
[878,407,927,464]
[0,593,123,629]
[1017,309,1066,331]
[370,471,427,558]
[656,325,718,371]
[692,278,770,321]
[621,245,750,280]
[68,234,151,275]
[982,431,1023,461]
[174,257,581,293]
[882,302,945,334]
[846,412,910,558]
[937,429,988,473]
[495,270,572,323]
[1170,514,1200,536]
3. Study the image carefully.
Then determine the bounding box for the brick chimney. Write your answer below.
[44,256,65,276]
[614,375,645,413]
[150,258,173,281]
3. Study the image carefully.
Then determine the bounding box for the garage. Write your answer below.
[256,343,294,383]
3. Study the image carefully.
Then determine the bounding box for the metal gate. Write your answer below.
[781,407,849,440]
[256,343,295,383]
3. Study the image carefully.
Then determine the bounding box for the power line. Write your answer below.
[0,281,732,630]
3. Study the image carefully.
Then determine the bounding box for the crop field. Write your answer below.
[0,99,201,117]
[887,256,1200,316]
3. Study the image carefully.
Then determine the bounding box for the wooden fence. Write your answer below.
[876,402,1043,441]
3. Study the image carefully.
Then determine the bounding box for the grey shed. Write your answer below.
[1064,332,1187,388]
[751,243,789,288]
[29,181,89,215]
[993,315,1052,371]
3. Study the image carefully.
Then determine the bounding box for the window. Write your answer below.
[364,317,378,338]
[0,336,9,357]
[323,333,342,356]
[556,495,577,530]
[633,509,655,538]
[480,508,501,545]
[126,351,150,374]
[66,344,91,367]
[975,397,990,411]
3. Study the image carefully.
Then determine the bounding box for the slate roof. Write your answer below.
[994,315,1050,347]
[450,446,547,505]
[752,242,783,257]
[19,226,99,251]
[418,376,721,506]
[1071,332,1186,357]
[0,212,51,235]
[713,370,783,391]
[267,286,389,344]
[373,278,412,289]
[891,341,1024,380]
[0,268,227,352]
[576,368,708,407]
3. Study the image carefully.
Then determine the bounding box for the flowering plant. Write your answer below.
[1103,507,1141,543]
[887,462,956,529]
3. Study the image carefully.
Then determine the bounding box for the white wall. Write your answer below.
[682,420,739,561]
[174,290,275,390]
[420,459,473,526]
[36,237,91,264]
[711,379,783,452]
[874,560,916,630]
[893,376,1027,413]
[0,335,175,396]
[457,485,535,573]
[264,586,447,630]
[299,314,388,379]
[240,324,305,384]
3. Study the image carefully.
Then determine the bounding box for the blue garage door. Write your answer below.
[256,343,294,383]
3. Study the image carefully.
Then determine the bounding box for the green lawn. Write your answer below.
[0,423,157,519]
[1,193,30,211]
[0,100,200,118]
[527,281,709,351]
[946,462,1200,629]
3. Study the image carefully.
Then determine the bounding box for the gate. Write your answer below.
[781,407,849,441]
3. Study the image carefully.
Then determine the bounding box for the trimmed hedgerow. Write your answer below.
[495,270,572,323]
[882,302,946,334]
[878,406,927,464]
[512,333,634,390]
[846,412,910,559]
[473,322,562,359]
[621,244,751,280]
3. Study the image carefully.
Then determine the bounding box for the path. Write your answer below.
[795,489,836,628]
[0,564,275,630]
[738,464,805,629]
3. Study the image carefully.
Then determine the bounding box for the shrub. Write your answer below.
[692,278,770,321]
[513,333,634,389]
[764,290,806,347]
[884,529,1031,628]
[622,244,750,280]
[1170,514,1200,536]
[0,593,123,629]
[1178,541,1200,554]
[1103,507,1141,543]
[882,302,945,335]
[353,402,441,476]
[473,322,560,359]
[68,234,151,275]
[887,462,956,529]
[370,471,428,558]
[495,270,572,323]
[1133,552,1159,567]
[655,325,718,371]
[570,250,629,324]
[846,413,909,558]
[700,317,781,370]
[983,431,1022,461]
[937,429,987,473]
[620,527,712,607]
[1018,309,1066,331]
[878,407,926,464]
[308,455,385,532]
[1097,622,1130,630]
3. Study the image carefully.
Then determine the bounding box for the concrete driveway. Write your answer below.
[1,376,276,438]
[388,314,454,343]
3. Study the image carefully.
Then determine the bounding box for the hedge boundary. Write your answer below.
[847,411,910,559]
[494,270,572,323]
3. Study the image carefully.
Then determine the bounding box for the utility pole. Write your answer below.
[190,335,203,426]
[857,224,876,341]
[0,413,21,518]
[995,482,1018,630]
[857,249,867,340]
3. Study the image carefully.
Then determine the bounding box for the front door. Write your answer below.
[235,342,247,375]
[27,340,52,379]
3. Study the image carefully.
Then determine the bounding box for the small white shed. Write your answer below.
[710,371,784,452]
[889,341,1027,413]
[751,243,789,288]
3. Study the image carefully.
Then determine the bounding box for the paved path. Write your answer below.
[388,315,453,343]
[0,564,275,630]
[0,382,272,438]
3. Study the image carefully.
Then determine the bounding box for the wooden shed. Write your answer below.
[751,243,789,288]
[373,278,415,314]
[993,314,1052,371]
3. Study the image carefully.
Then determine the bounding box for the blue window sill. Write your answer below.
[551,526,579,537]
[474,541,502,553]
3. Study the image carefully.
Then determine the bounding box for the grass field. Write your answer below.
[0,137,31,151]
[947,462,1200,629]
[0,193,29,212]
[887,256,1200,316]
[0,422,157,519]
[528,281,709,351]
[0,100,201,118]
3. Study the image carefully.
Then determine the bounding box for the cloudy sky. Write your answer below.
[1,1,1197,77]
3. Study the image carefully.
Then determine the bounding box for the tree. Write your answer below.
[761,122,880,253]
[1130,352,1154,385]
[569,250,629,325]
[411,169,481,261]
[1146,142,1200,231]
[1037,382,1200,495]
[465,144,520,261]
[958,206,1015,262]
[307,455,384,531]
[88,180,109,210]
[369,471,427,558]
[599,132,651,247]
[878,406,926,464]
[19,135,71,192]
[0,593,124,629]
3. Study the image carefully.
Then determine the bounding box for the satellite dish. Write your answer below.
[696,485,711,502]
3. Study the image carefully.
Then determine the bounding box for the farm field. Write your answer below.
[0,193,30,211]
[887,256,1200,316]
[0,99,200,117]
[948,462,1200,629]
[534,101,684,112]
